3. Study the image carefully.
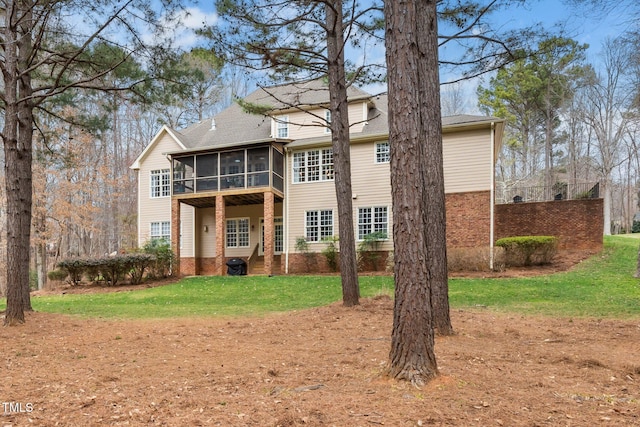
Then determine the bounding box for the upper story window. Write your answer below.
[293,148,334,183]
[150,169,170,198]
[324,110,331,134]
[276,115,289,138]
[358,206,388,240]
[375,142,390,164]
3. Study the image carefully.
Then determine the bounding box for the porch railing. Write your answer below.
[246,242,260,273]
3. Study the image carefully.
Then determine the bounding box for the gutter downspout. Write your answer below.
[489,122,496,271]
[284,146,290,274]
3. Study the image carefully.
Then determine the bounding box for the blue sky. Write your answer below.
[167,1,634,111]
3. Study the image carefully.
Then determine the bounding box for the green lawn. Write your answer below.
[1,235,639,319]
[450,236,640,317]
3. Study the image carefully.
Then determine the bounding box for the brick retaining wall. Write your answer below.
[495,199,603,250]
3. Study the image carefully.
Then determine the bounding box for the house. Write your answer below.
[130,79,505,276]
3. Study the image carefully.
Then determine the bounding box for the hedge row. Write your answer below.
[55,254,155,287]
[495,236,558,266]
[51,240,175,286]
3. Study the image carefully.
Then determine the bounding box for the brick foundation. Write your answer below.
[180,258,196,276]
[445,191,491,248]
[495,199,603,250]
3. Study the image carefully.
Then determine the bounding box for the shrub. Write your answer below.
[97,256,129,287]
[47,269,68,282]
[126,253,155,285]
[295,236,315,271]
[495,236,558,266]
[447,247,505,272]
[632,221,640,234]
[357,232,387,271]
[143,239,175,278]
[57,258,88,286]
[321,236,339,272]
[84,259,102,284]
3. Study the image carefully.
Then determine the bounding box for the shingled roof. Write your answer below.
[160,79,502,153]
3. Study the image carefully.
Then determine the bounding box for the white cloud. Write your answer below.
[143,6,218,51]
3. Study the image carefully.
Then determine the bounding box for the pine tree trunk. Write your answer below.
[325,0,359,306]
[3,1,35,325]
[385,0,445,384]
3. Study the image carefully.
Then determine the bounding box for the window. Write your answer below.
[375,142,390,164]
[358,207,388,240]
[276,115,289,138]
[305,210,333,242]
[150,169,170,198]
[292,148,334,183]
[324,110,331,134]
[226,218,250,248]
[150,221,171,241]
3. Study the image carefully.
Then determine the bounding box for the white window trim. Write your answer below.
[226,217,250,248]
[292,148,334,184]
[150,221,171,241]
[304,209,334,243]
[357,206,390,241]
[324,110,331,134]
[150,169,170,198]
[275,115,289,138]
[374,141,390,164]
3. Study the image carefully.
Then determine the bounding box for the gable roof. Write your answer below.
[130,125,187,170]
[244,78,372,111]
[133,80,505,161]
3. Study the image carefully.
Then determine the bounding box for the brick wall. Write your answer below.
[495,199,604,250]
[198,258,218,275]
[445,191,491,248]
[180,257,196,276]
[288,253,337,274]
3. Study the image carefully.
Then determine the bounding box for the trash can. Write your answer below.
[226,258,247,276]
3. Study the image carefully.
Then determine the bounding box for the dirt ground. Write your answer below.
[2,250,639,426]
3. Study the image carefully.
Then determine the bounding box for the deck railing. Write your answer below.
[495,182,600,204]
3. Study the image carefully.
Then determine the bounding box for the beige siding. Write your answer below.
[285,127,494,254]
[195,203,284,258]
[196,208,216,258]
[136,132,194,257]
[350,141,393,251]
[286,140,394,253]
[443,128,493,193]
[282,101,369,140]
[286,147,338,252]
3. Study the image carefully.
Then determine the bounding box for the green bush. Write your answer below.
[57,258,88,286]
[321,236,339,272]
[56,252,156,287]
[295,236,315,271]
[84,259,102,284]
[495,236,558,266]
[632,221,640,234]
[97,256,129,287]
[126,253,155,285]
[47,269,68,282]
[143,239,175,278]
[357,232,387,271]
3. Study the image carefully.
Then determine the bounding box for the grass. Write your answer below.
[450,235,640,318]
[18,275,394,319]
[1,235,639,319]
